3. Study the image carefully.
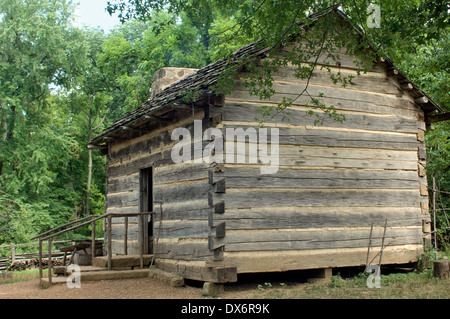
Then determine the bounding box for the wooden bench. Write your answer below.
[60,239,102,265]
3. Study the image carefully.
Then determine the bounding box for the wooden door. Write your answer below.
[140,167,153,254]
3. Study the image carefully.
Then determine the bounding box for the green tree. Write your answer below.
[98,12,211,115]
[105,0,448,121]
[0,0,86,242]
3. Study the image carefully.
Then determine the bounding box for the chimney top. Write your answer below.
[151,67,198,98]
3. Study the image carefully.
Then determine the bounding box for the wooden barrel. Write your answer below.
[72,240,103,265]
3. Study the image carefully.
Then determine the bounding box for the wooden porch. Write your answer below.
[31,211,155,287]
[39,254,155,288]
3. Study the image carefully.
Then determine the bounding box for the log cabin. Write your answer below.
[89,7,448,283]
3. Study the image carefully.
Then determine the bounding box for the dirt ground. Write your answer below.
[0,275,270,299]
[0,268,448,301]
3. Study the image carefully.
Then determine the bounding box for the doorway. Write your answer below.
[140,167,153,254]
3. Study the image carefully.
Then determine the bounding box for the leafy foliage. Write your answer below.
[0,0,449,252]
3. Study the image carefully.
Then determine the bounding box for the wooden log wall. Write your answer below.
[103,36,431,277]
[105,110,214,261]
[207,48,430,273]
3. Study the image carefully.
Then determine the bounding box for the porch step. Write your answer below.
[92,254,154,269]
[53,265,105,275]
[40,268,150,288]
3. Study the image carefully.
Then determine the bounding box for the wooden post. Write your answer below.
[38,240,43,279]
[108,215,112,270]
[10,243,15,265]
[365,223,373,269]
[379,219,388,266]
[48,238,52,285]
[124,216,128,255]
[91,220,96,262]
[433,260,450,278]
[139,214,144,269]
[432,177,437,249]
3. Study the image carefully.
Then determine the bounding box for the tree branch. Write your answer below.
[91,109,110,133]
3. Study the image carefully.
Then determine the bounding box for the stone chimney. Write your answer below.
[151,67,198,97]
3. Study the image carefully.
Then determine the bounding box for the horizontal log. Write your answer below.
[154,240,212,260]
[215,206,423,231]
[211,245,423,273]
[222,123,420,151]
[425,112,450,124]
[154,162,209,185]
[153,200,211,221]
[156,220,210,239]
[111,225,139,240]
[223,143,418,170]
[108,174,139,193]
[228,92,421,121]
[111,239,139,254]
[414,96,429,104]
[153,179,210,203]
[107,140,213,179]
[269,65,402,96]
[107,149,174,178]
[215,167,420,189]
[109,111,204,158]
[106,206,139,220]
[278,41,381,73]
[212,227,422,252]
[155,259,237,283]
[230,77,417,113]
[221,102,423,134]
[106,191,139,208]
[213,188,421,209]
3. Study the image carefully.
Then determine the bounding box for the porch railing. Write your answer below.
[31,211,155,285]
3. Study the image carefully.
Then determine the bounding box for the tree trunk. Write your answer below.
[86,108,93,216]
[85,108,92,216]
[0,104,15,191]
[433,260,450,278]
[86,147,92,215]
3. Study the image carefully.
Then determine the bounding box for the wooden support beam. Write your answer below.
[120,126,147,133]
[433,260,450,278]
[213,201,225,214]
[210,93,225,107]
[143,114,171,122]
[214,222,226,238]
[171,103,192,110]
[414,96,429,105]
[87,143,107,150]
[155,260,237,283]
[400,83,413,91]
[418,164,426,177]
[417,129,425,142]
[213,179,226,193]
[213,245,224,261]
[425,112,450,124]
[209,114,222,127]
[418,146,427,161]
[386,67,399,77]
[102,136,126,142]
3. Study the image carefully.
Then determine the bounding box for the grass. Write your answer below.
[0,269,43,285]
[248,268,449,299]
[246,249,450,299]
[1,257,449,299]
